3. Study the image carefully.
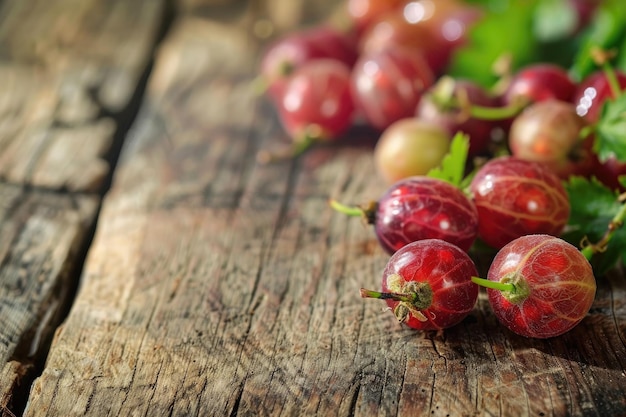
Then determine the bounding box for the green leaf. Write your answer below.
[533,0,578,42]
[569,1,626,81]
[595,93,626,162]
[426,132,469,187]
[565,176,618,224]
[447,0,539,87]
[562,176,625,275]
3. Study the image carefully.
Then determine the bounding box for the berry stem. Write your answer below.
[581,192,626,260]
[603,64,622,99]
[467,101,527,121]
[328,200,364,217]
[329,200,377,223]
[591,47,622,99]
[489,53,514,96]
[430,76,527,121]
[471,276,515,292]
[360,288,417,303]
[251,75,269,96]
[579,123,596,141]
[257,134,315,164]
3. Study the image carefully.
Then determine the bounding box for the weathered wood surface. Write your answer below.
[0,186,98,414]
[0,0,625,416]
[0,0,166,191]
[0,0,166,415]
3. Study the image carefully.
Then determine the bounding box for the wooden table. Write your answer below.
[1,1,625,416]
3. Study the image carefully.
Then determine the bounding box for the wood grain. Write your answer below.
[21,5,626,417]
[0,0,165,112]
[0,0,165,191]
[0,0,166,414]
[0,185,98,415]
[0,65,112,192]
[173,0,347,35]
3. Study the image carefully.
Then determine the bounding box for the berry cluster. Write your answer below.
[338,154,605,338]
[256,0,626,339]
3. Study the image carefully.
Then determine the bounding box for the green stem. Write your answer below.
[591,46,622,99]
[471,276,515,292]
[250,74,269,96]
[432,96,526,121]
[579,123,596,141]
[602,61,623,99]
[580,244,594,261]
[291,134,316,158]
[329,200,363,217]
[581,194,626,260]
[467,102,527,121]
[429,75,527,122]
[360,288,417,303]
[256,132,316,164]
[330,199,377,223]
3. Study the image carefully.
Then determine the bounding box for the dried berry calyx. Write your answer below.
[359,239,479,331]
[361,273,434,323]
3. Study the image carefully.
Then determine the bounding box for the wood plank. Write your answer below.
[0,184,98,415]
[173,0,327,22]
[173,0,348,37]
[0,65,109,192]
[0,0,166,191]
[0,0,166,412]
[0,0,165,112]
[23,5,626,417]
[0,66,115,191]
